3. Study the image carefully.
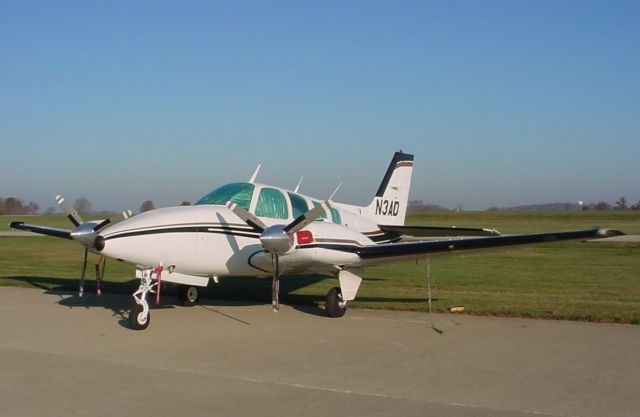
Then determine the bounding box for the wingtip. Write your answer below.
[596,228,625,237]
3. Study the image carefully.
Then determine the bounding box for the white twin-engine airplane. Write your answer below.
[11,152,621,330]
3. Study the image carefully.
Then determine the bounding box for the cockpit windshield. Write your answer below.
[195,182,255,209]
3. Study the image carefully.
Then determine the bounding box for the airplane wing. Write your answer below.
[357,228,623,263]
[380,224,500,237]
[9,222,72,239]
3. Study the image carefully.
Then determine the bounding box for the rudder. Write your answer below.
[363,151,414,226]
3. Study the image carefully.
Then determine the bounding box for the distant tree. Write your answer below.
[4,197,23,214]
[27,202,39,214]
[44,206,56,215]
[0,196,39,214]
[180,201,191,206]
[140,200,155,212]
[594,201,610,211]
[408,200,424,212]
[73,197,93,214]
[632,201,640,211]
[487,206,500,212]
[615,197,628,211]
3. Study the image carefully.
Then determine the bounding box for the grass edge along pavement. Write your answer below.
[1,212,639,324]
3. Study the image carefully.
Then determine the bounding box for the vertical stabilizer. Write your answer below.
[363,151,414,226]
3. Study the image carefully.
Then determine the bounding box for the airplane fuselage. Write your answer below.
[97,183,394,279]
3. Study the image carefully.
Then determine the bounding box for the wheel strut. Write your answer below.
[129,268,160,330]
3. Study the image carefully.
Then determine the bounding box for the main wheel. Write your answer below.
[129,304,150,330]
[177,285,199,307]
[325,287,347,318]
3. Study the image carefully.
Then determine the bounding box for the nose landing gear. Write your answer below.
[129,268,158,330]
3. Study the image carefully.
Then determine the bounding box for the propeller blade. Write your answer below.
[79,247,88,297]
[226,202,266,233]
[284,200,332,235]
[92,210,133,232]
[271,253,280,313]
[56,195,84,227]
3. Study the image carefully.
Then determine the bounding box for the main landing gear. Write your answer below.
[325,287,347,318]
[177,285,200,306]
[324,268,362,318]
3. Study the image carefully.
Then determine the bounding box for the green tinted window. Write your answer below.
[330,208,342,225]
[288,192,309,218]
[195,182,254,210]
[255,188,288,219]
[312,201,328,220]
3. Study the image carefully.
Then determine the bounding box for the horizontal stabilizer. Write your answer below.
[10,222,72,239]
[380,224,501,238]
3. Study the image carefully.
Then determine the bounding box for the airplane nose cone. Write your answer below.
[94,235,105,252]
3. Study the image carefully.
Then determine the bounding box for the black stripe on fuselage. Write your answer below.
[104,225,261,241]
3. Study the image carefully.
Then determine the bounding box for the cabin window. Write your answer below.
[255,188,289,219]
[330,208,342,225]
[288,192,309,218]
[195,182,254,210]
[311,201,328,220]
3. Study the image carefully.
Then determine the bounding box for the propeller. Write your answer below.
[56,195,132,296]
[226,200,332,312]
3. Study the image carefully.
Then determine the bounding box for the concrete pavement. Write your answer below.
[1,286,638,417]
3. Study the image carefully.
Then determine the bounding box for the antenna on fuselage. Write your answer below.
[293,176,303,193]
[329,183,342,200]
[248,164,262,183]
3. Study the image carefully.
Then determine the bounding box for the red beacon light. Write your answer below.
[296,230,314,245]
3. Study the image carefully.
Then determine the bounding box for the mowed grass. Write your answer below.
[1,211,639,323]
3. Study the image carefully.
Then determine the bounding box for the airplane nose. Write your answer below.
[94,235,105,251]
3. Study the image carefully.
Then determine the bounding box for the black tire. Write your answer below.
[325,287,347,318]
[129,304,150,330]
[177,285,199,307]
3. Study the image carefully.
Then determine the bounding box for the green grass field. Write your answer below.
[2,211,639,324]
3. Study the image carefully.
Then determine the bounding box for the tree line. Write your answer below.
[0,196,40,215]
[589,197,640,211]
[0,196,193,215]
[409,197,640,212]
[560,197,640,211]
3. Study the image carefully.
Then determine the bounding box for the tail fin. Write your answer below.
[363,151,414,226]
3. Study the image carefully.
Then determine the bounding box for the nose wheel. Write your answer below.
[128,267,158,330]
[129,303,150,330]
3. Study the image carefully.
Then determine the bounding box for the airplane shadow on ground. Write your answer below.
[4,275,429,327]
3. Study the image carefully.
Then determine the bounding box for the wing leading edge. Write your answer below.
[358,228,623,262]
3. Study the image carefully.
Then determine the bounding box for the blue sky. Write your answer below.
[1,1,638,211]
